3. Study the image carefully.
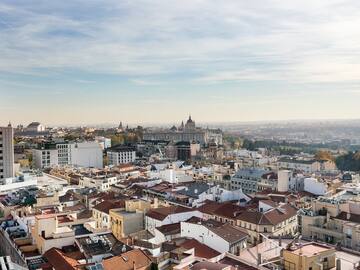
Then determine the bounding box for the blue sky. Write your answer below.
[1,0,360,126]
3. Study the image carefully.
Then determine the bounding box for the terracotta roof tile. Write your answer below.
[43,248,80,270]
[93,200,125,214]
[102,249,152,270]
[180,239,220,259]
[146,206,194,221]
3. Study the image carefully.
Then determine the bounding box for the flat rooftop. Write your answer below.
[290,244,333,257]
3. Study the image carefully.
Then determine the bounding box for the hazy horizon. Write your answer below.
[3,117,360,129]
[1,1,360,125]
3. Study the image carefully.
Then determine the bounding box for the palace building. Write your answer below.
[143,116,223,145]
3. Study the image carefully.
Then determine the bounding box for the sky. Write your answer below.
[1,0,360,126]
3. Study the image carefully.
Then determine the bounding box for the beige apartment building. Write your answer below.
[301,192,360,250]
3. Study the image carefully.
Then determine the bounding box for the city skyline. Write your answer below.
[1,0,360,125]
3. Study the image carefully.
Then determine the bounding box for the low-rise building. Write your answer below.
[107,145,136,166]
[33,141,103,169]
[92,200,125,230]
[110,209,144,239]
[31,214,75,254]
[230,168,268,193]
[181,217,248,255]
[278,158,320,173]
[75,233,132,263]
[236,203,298,244]
[282,242,336,270]
[145,205,202,234]
[0,173,37,193]
[102,249,152,270]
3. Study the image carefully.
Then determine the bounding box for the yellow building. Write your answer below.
[110,209,144,240]
[125,199,152,212]
[110,199,150,240]
[282,243,336,270]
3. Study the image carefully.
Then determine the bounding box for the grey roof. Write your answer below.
[177,182,211,199]
[278,158,317,164]
[27,122,41,127]
[108,145,136,152]
[234,168,268,179]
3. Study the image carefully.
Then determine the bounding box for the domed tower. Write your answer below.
[184,115,195,130]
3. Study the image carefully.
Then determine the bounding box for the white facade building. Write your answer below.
[303,177,327,196]
[71,142,103,168]
[107,146,136,165]
[277,158,320,173]
[145,206,202,234]
[277,170,291,192]
[33,149,58,169]
[33,141,103,169]
[0,173,37,193]
[0,125,14,179]
[180,220,248,255]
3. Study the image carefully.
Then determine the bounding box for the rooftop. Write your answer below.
[146,205,194,221]
[288,243,334,257]
[76,233,132,257]
[102,249,152,270]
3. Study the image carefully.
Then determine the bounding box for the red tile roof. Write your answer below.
[156,222,181,235]
[180,239,220,259]
[146,205,194,221]
[43,248,80,270]
[93,200,125,214]
[237,204,298,226]
[102,249,152,270]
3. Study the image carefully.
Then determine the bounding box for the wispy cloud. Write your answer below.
[1,0,360,124]
[0,0,359,84]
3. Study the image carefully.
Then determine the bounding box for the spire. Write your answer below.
[7,121,11,127]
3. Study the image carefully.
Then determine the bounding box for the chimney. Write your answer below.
[257,253,262,266]
[279,236,282,247]
[133,261,136,270]
[336,258,341,270]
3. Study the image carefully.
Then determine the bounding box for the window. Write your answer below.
[284,260,295,270]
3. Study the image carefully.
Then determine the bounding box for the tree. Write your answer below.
[111,135,125,146]
[314,150,334,162]
[336,151,360,171]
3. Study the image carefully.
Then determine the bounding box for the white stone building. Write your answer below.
[33,141,103,169]
[180,218,248,255]
[107,146,136,165]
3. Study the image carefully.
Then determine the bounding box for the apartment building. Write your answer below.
[0,125,14,179]
[107,145,136,166]
[236,202,298,244]
[33,141,103,169]
[278,158,321,173]
[110,209,144,239]
[283,243,336,270]
[181,217,248,255]
[301,191,360,250]
[230,168,268,193]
